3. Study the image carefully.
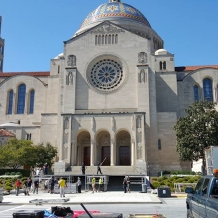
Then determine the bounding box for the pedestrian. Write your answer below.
[25,177,32,196]
[43,163,48,175]
[58,177,66,197]
[81,163,86,174]
[98,177,103,192]
[15,179,21,196]
[77,177,82,193]
[123,176,127,193]
[127,176,131,193]
[33,178,39,194]
[44,179,49,190]
[91,176,96,193]
[50,176,55,194]
[97,161,102,175]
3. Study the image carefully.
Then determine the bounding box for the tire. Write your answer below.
[187,209,193,218]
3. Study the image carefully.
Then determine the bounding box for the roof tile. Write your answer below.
[0,129,15,137]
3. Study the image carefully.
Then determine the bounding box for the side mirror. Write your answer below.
[185,187,194,194]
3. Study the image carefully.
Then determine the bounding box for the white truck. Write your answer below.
[205,146,218,175]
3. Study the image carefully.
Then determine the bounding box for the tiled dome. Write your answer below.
[80,2,151,30]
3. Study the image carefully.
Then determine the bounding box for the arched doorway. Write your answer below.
[96,131,111,166]
[76,131,91,166]
[116,131,131,166]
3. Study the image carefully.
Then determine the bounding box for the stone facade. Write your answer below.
[0,0,217,176]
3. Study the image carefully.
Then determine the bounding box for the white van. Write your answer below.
[0,188,3,203]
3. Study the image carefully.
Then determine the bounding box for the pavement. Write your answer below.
[1,191,187,205]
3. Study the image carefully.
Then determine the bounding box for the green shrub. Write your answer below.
[152,182,160,188]
[10,172,16,176]
[15,172,22,177]
[4,185,12,192]
[5,172,10,176]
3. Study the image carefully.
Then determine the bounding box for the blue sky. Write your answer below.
[0,0,218,72]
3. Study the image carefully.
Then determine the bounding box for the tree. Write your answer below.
[174,101,218,171]
[0,138,34,169]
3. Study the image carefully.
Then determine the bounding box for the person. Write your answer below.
[77,177,82,193]
[25,177,32,196]
[91,176,96,193]
[44,179,49,190]
[97,161,102,175]
[33,178,39,194]
[43,163,48,175]
[123,176,127,193]
[15,179,21,196]
[50,176,55,194]
[81,163,86,174]
[127,176,131,193]
[58,177,66,198]
[98,177,103,192]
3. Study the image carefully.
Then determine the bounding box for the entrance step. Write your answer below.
[70,166,141,175]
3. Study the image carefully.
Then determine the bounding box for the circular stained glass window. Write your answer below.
[90,59,124,91]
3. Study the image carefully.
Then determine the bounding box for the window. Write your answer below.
[163,61,166,70]
[202,178,210,196]
[29,90,35,114]
[7,90,13,114]
[158,139,161,150]
[17,84,26,114]
[203,78,213,101]
[159,62,162,70]
[195,178,204,195]
[194,85,199,101]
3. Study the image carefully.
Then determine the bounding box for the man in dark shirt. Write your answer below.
[97,161,102,175]
[50,176,55,194]
[33,179,39,194]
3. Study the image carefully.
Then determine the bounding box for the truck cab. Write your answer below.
[185,171,218,218]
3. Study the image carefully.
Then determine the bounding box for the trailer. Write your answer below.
[205,146,218,175]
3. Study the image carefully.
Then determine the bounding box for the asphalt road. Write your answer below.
[0,198,186,218]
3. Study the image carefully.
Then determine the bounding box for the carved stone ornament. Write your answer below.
[140,70,146,83]
[138,52,147,64]
[82,136,90,144]
[100,135,110,146]
[90,23,125,34]
[137,145,142,159]
[137,116,142,128]
[66,72,74,86]
[67,55,76,67]
[64,117,69,129]
[111,117,116,130]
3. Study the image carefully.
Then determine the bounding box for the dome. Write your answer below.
[54,53,64,59]
[76,1,151,35]
[155,49,168,55]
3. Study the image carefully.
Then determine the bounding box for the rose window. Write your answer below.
[90,59,124,91]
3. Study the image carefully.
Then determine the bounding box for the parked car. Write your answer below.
[185,171,218,218]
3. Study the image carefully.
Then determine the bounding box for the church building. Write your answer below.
[0,0,218,176]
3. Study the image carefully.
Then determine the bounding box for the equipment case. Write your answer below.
[13,210,44,218]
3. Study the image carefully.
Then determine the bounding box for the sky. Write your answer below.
[0,0,218,72]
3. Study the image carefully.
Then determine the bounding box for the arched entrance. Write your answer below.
[76,131,91,166]
[96,131,111,166]
[116,131,131,166]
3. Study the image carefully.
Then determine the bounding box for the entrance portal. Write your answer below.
[101,146,110,166]
[84,147,90,166]
[119,146,130,165]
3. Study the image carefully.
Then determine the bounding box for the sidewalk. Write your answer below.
[2,191,163,205]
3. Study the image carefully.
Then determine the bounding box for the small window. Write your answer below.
[158,139,161,150]
[17,84,26,114]
[203,78,213,101]
[7,90,14,114]
[159,62,162,70]
[163,61,166,70]
[115,34,118,43]
[194,85,199,101]
[29,90,35,114]
[202,178,210,196]
[102,35,104,45]
[108,35,111,44]
[105,35,108,44]
[95,36,98,45]
[195,178,204,195]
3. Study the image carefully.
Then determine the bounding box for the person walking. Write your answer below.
[15,179,21,196]
[26,177,32,196]
[77,177,82,193]
[50,176,55,194]
[98,177,103,192]
[58,177,66,198]
[123,176,127,193]
[91,176,96,193]
[97,161,102,175]
[33,178,39,194]
[127,176,131,193]
[81,163,86,174]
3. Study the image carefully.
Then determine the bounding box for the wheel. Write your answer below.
[187,209,193,218]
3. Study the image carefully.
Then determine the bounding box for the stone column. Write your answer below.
[60,117,64,161]
[90,139,94,166]
[111,139,115,166]
[131,140,135,166]
[12,92,16,114]
[68,117,72,164]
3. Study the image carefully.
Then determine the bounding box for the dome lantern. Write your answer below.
[109,0,121,2]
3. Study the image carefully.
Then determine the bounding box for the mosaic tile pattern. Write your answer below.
[80,2,151,29]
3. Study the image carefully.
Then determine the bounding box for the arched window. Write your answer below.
[158,139,161,150]
[29,90,35,114]
[7,90,13,114]
[163,61,166,70]
[159,61,162,70]
[108,35,111,44]
[115,34,118,44]
[17,84,26,114]
[102,35,104,45]
[194,85,199,101]
[105,35,108,44]
[203,78,213,101]
[95,36,98,45]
